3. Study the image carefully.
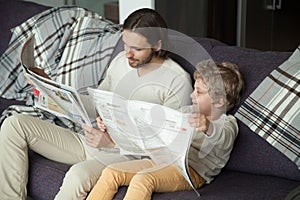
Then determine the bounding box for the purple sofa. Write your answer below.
[0,1,299,200]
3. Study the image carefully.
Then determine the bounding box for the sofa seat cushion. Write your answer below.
[113,170,300,200]
[28,151,70,200]
[28,151,299,200]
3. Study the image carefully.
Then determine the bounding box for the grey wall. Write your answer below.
[156,0,208,38]
[76,0,116,15]
[24,0,116,16]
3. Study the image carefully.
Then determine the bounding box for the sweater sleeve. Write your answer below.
[188,114,238,183]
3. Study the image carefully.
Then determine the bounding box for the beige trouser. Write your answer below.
[87,159,205,200]
[0,114,133,200]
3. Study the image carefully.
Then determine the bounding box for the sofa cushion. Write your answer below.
[206,45,300,181]
[235,47,300,169]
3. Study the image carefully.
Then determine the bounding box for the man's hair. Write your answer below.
[123,8,169,58]
[194,59,244,112]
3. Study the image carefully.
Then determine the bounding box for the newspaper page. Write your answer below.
[88,87,200,196]
[20,36,92,126]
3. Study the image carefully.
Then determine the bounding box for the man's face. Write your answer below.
[122,30,155,68]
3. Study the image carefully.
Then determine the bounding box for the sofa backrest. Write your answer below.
[0,0,50,56]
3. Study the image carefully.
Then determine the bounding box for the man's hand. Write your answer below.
[82,122,114,148]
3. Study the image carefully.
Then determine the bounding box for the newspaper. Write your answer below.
[88,88,200,196]
[20,36,92,127]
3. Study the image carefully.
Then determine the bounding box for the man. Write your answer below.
[0,8,192,199]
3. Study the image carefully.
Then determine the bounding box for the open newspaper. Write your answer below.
[20,36,92,127]
[88,88,200,196]
[21,36,200,196]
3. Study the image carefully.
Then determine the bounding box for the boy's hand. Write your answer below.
[188,113,212,136]
[96,117,107,132]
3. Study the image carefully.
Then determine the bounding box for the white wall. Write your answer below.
[119,0,155,24]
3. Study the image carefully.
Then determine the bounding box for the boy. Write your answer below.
[86,59,244,200]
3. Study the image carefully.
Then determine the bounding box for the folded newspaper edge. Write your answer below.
[20,35,91,127]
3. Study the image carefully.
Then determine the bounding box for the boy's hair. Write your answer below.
[194,59,244,112]
[122,8,169,58]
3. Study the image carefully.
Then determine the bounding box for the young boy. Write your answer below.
[86,59,244,200]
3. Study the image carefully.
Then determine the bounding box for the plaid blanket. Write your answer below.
[0,6,121,127]
[235,46,300,169]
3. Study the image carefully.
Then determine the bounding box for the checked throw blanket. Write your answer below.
[0,6,122,127]
[235,46,300,169]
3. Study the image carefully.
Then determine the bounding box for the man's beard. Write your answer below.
[134,49,155,68]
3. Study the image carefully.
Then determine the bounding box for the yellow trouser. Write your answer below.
[87,159,205,200]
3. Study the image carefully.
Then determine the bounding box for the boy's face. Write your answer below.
[191,78,212,116]
[122,30,156,68]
